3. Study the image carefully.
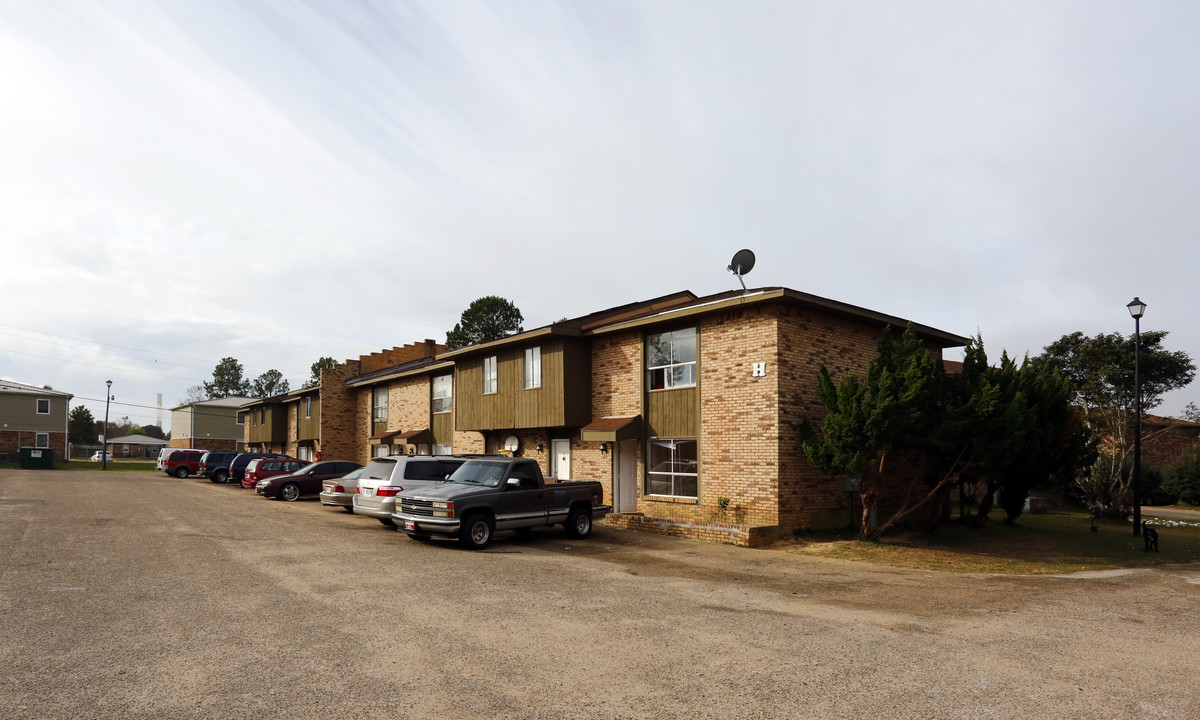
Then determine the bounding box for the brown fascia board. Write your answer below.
[588,287,970,348]
[436,290,702,360]
[345,359,455,387]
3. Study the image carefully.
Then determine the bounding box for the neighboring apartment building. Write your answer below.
[239,394,289,455]
[0,380,73,459]
[239,386,325,461]
[170,397,254,451]
[440,287,968,546]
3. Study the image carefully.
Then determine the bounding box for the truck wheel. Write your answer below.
[280,483,300,502]
[565,507,592,539]
[174,466,189,478]
[213,469,229,484]
[460,514,493,550]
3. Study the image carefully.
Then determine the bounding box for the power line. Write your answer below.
[0,321,310,376]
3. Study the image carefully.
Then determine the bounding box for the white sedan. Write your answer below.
[90,451,113,462]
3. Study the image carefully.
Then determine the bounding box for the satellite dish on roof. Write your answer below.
[727,249,756,293]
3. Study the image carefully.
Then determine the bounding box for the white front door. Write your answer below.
[551,439,571,480]
[614,439,637,513]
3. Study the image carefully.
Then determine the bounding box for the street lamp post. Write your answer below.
[102,380,112,471]
[1127,298,1146,536]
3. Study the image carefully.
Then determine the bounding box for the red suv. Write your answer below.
[164,450,204,478]
[242,458,304,489]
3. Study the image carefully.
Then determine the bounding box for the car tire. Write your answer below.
[564,506,592,539]
[174,466,189,478]
[280,483,300,502]
[459,514,493,550]
[343,506,356,513]
[213,469,229,484]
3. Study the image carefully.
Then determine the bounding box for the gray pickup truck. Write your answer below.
[392,457,611,549]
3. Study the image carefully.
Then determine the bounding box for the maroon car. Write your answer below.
[163,450,204,478]
[242,457,304,489]
[256,460,363,502]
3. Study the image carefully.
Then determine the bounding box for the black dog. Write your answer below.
[1142,521,1159,552]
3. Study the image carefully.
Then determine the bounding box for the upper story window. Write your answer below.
[236,413,245,425]
[432,375,452,414]
[257,408,265,425]
[373,386,388,420]
[304,397,312,419]
[483,356,498,395]
[524,347,541,389]
[36,398,50,414]
[647,327,697,390]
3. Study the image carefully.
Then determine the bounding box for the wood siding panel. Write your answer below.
[0,394,68,432]
[431,412,454,445]
[645,388,697,439]
[297,401,320,441]
[456,339,591,431]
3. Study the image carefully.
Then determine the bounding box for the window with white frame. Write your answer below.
[432,375,452,414]
[298,446,313,461]
[235,413,245,425]
[482,356,498,394]
[35,432,49,448]
[524,347,541,389]
[304,397,312,418]
[36,398,50,414]
[371,444,390,458]
[433,443,452,455]
[647,327,697,390]
[647,438,698,498]
[373,386,388,420]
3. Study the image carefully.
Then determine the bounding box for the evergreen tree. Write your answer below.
[203,357,251,398]
[445,296,524,350]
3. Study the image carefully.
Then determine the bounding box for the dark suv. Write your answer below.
[199,451,240,484]
[164,450,204,478]
[228,452,289,487]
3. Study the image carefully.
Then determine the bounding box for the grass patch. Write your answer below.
[0,461,158,472]
[782,507,1200,574]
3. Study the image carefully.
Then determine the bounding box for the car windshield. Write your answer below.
[449,462,506,487]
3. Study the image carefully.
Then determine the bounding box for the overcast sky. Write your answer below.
[2,1,1197,432]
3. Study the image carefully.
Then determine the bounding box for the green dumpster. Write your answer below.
[19,447,55,469]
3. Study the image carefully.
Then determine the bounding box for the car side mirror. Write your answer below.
[505,477,521,489]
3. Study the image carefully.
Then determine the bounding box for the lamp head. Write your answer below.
[106,380,112,388]
[1127,297,1147,320]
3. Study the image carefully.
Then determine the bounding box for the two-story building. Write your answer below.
[0,380,74,460]
[440,287,967,545]
[171,397,254,452]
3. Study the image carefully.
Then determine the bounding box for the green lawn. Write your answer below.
[784,507,1200,574]
[0,460,159,472]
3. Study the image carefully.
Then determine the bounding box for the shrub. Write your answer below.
[1165,445,1200,505]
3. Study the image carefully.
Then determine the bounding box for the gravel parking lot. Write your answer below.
[2,469,1198,719]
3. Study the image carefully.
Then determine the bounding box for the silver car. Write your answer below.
[320,467,365,511]
[352,456,468,527]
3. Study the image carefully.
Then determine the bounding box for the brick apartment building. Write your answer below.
[0,380,73,460]
[242,287,967,545]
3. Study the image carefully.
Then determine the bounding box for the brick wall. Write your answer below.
[359,340,443,374]
[0,430,68,458]
[318,360,361,463]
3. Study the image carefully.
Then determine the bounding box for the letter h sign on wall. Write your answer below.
[752,362,767,377]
